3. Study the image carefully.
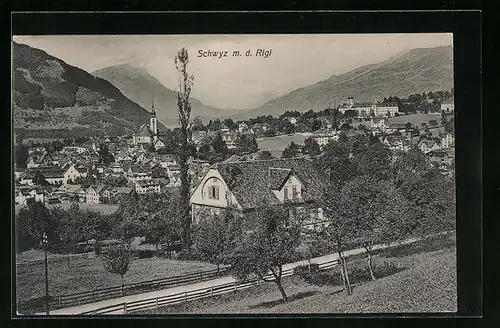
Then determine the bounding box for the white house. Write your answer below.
[312,130,339,147]
[441,98,454,112]
[440,132,454,149]
[63,165,82,184]
[189,158,328,226]
[135,179,162,195]
[86,185,105,204]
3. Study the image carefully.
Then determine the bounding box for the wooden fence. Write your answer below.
[19,266,231,314]
[81,259,340,315]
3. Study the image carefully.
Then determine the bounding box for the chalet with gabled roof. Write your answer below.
[190,158,328,224]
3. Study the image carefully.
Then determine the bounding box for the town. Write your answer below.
[13,37,457,315]
[14,95,455,208]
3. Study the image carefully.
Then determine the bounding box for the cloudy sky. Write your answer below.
[13,34,452,110]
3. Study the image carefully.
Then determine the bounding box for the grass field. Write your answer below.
[388,113,442,127]
[16,254,218,305]
[48,203,119,214]
[138,234,457,314]
[257,133,312,157]
[15,203,119,215]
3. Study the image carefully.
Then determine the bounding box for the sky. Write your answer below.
[13,34,452,110]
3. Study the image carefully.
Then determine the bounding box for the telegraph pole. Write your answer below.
[42,232,49,315]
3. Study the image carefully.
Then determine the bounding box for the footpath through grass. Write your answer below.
[138,233,457,314]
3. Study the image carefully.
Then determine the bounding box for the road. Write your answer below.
[38,235,432,315]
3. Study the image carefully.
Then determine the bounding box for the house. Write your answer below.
[110,162,124,174]
[371,118,389,132]
[127,165,152,183]
[192,130,208,145]
[238,122,250,134]
[219,123,231,132]
[252,123,270,133]
[15,188,44,206]
[285,117,298,125]
[155,154,178,168]
[221,131,238,149]
[63,164,82,184]
[441,98,454,112]
[116,149,132,162]
[418,139,441,154]
[190,158,328,225]
[312,130,339,147]
[440,132,454,149]
[135,179,162,195]
[86,184,106,204]
[20,167,66,186]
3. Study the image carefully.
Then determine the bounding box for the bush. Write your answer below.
[135,249,155,259]
[175,251,204,261]
[293,263,320,278]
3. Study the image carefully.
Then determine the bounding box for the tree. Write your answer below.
[235,133,258,155]
[328,156,358,191]
[340,123,351,131]
[15,144,29,169]
[341,176,410,280]
[303,137,321,156]
[175,48,195,251]
[321,188,357,295]
[17,201,54,250]
[282,142,300,158]
[193,209,234,274]
[102,244,132,295]
[258,150,274,160]
[429,119,438,127]
[143,192,181,250]
[223,119,238,131]
[224,205,301,302]
[358,142,392,181]
[344,110,357,119]
[192,117,204,131]
[33,171,49,186]
[98,143,114,165]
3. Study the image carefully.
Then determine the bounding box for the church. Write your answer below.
[132,100,165,151]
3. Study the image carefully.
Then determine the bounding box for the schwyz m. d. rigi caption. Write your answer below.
[197,48,273,59]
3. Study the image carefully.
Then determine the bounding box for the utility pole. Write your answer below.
[42,232,49,315]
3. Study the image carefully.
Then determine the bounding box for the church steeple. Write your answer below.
[150,98,157,136]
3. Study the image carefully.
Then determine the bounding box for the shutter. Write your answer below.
[215,186,219,200]
[284,186,288,199]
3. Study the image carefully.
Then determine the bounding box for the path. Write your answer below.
[42,235,429,315]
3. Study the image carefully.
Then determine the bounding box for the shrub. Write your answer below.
[135,249,155,259]
[176,251,203,261]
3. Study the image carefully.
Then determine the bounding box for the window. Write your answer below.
[284,186,289,199]
[292,185,298,199]
[209,186,220,200]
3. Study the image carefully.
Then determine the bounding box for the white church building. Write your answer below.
[132,100,165,151]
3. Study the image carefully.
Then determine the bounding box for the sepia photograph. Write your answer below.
[13,33,457,316]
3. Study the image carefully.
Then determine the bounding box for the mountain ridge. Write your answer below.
[12,41,164,138]
[229,45,453,120]
[92,63,237,128]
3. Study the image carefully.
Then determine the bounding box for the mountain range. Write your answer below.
[229,46,454,120]
[92,64,237,128]
[12,41,164,139]
[12,42,453,138]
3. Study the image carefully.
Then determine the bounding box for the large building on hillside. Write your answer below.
[338,96,400,117]
[189,158,328,227]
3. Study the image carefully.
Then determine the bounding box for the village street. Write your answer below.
[42,235,429,315]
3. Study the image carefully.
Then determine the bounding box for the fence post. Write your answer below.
[156,297,158,309]
[184,292,187,303]
[200,272,203,281]
[234,283,237,292]
[210,286,213,297]
[123,302,127,314]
